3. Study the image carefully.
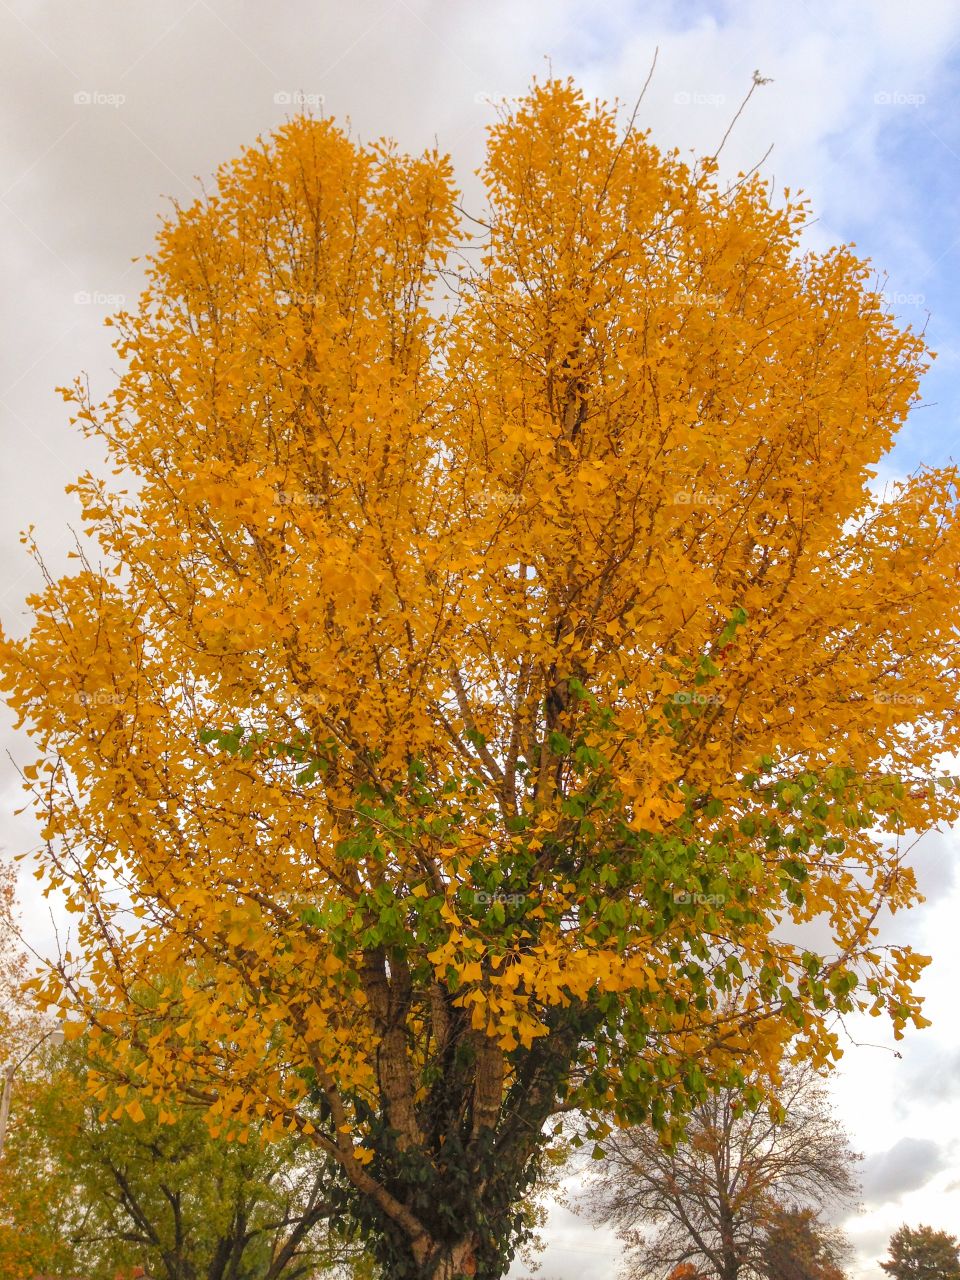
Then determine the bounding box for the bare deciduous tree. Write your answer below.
[578,1064,859,1280]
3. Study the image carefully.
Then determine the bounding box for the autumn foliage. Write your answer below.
[3,81,960,1279]
[881,1225,960,1279]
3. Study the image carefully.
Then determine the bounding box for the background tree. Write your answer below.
[0,1035,367,1280]
[4,79,960,1280]
[0,1044,77,1280]
[580,1063,857,1279]
[0,861,66,1279]
[758,1205,847,1280]
[880,1226,960,1280]
[0,856,38,1062]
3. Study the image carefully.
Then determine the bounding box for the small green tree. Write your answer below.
[0,1036,369,1280]
[880,1226,960,1280]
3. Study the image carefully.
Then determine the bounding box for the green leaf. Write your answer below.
[296,760,322,784]
[699,654,721,679]
[780,859,808,882]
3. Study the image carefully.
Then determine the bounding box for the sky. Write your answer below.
[1,2,960,1276]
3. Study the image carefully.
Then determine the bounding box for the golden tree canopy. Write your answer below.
[2,78,959,1278]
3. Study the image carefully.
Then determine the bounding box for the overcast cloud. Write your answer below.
[861,1138,950,1205]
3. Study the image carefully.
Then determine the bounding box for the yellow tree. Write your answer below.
[3,80,960,1280]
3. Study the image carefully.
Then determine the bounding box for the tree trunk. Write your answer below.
[338,1003,602,1280]
[413,1235,480,1280]
[718,1203,739,1280]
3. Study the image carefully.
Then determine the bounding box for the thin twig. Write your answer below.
[595,46,659,211]
[722,142,774,200]
[711,69,773,163]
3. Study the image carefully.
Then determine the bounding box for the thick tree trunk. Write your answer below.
[334,984,602,1280]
